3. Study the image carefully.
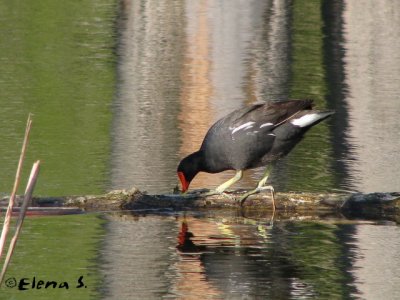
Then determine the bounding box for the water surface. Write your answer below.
[97,212,400,299]
[111,0,400,195]
[2,214,105,300]
[1,0,400,299]
[0,0,116,195]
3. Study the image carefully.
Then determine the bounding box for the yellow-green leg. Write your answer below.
[183,170,243,198]
[239,165,276,211]
[215,170,243,193]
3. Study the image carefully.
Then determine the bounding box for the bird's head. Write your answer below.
[177,152,202,193]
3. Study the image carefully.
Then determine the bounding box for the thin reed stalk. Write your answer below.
[0,161,40,287]
[0,114,33,258]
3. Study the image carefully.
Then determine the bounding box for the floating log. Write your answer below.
[0,207,83,216]
[1,188,399,219]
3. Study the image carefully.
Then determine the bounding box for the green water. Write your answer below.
[0,0,117,196]
[284,0,334,192]
[0,2,115,298]
[1,214,105,300]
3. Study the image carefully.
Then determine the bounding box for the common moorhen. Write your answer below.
[177,99,334,209]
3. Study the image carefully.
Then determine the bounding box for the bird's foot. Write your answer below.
[258,185,276,212]
[188,188,210,195]
[174,189,210,199]
[203,189,235,200]
[238,185,276,211]
[220,192,235,200]
[238,190,257,206]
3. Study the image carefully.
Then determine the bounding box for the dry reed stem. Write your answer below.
[0,114,33,258]
[0,161,40,287]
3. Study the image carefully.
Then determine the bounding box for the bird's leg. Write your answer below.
[215,170,243,193]
[255,165,272,188]
[203,170,243,198]
[255,167,276,211]
[239,165,276,211]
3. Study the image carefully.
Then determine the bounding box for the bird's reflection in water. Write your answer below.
[174,213,283,298]
[176,211,275,254]
[176,219,206,253]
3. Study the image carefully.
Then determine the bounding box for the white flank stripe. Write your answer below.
[260,122,273,128]
[231,122,255,134]
[290,113,320,127]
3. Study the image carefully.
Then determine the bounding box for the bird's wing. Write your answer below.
[228,100,313,130]
[228,103,265,125]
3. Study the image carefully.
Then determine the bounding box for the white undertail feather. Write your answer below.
[290,112,330,128]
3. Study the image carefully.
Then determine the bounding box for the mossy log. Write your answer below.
[1,188,399,219]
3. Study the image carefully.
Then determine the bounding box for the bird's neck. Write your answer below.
[187,151,205,172]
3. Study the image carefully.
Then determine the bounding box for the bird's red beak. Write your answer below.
[178,171,189,193]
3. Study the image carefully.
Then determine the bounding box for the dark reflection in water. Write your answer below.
[100,212,400,299]
[322,0,354,191]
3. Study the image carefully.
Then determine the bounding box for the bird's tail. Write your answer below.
[290,110,334,128]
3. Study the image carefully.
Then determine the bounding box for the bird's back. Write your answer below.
[199,100,319,172]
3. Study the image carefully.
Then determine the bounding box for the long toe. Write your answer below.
[256,185,275,196]
[238,190,257,206]
[256,185,276,211]
[203,189,235,200]
[238,194,249,206]
[220,192,235,200]
[242,185,276,210]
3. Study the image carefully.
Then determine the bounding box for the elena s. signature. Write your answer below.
[5,275,87,290]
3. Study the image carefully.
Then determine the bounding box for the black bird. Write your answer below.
[177,99,334,209]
